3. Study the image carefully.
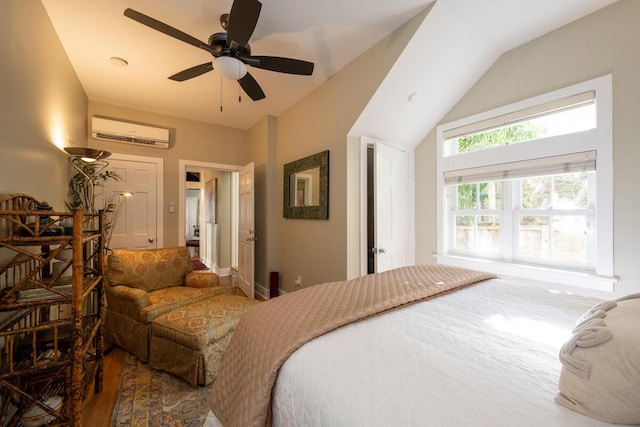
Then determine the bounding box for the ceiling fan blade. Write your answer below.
[238,72,266,101]
[227,0,262,49]
[124,8,214,54]
[247,56,314,75]
[168,63,214,81]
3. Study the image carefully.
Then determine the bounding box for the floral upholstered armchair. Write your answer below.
[104,246,229,362]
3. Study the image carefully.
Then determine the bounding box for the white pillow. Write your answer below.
[556,294,640,424]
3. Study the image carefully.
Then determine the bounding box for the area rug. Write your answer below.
[191,259,209,271]
[111,352,212,427]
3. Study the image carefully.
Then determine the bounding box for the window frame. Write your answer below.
[436,75,614,291]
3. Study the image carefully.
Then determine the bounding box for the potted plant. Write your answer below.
[64,153,123,250]
[66,162,122,214]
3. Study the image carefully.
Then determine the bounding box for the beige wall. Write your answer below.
[275,9,427,292]
[87,101,249,248]
[9,0,632,299]
[86,4,418,289]
[0,1,87,209]
[1,0,419,294]
[415,0,640,297]
[247,115,278,293]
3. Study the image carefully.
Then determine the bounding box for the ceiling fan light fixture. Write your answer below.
[215,56,247,80]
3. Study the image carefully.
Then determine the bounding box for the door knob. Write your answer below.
[148,238,155,243]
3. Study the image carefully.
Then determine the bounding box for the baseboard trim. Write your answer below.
[203,259,232,278]
[255,282,269,300]
[255,282,287,300]
[216,267,232,276]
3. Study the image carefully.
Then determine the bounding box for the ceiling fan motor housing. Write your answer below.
[208,32,251,57]
[220,13,230,30]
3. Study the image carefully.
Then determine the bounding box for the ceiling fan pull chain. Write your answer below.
[220,75,224,112]
[238,62,242,103]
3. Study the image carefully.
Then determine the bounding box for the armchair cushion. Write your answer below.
[106,247,192,292]
[185,271,220,288]
[140,285,229,324]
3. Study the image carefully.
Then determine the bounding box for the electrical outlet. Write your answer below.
[294,276,302,287]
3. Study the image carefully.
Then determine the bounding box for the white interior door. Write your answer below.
[374,142,409,272]
[99,156,161,250]
[237,162,255,299]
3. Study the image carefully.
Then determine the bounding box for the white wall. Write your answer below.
[415,0,640,297]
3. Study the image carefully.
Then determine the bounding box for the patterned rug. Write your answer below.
[111,352,212,427]
[191,259,209,271]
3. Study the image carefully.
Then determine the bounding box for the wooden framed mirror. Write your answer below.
[283,150,329,219]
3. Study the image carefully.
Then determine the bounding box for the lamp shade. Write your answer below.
[64,147,111,162]
[215,56,248,80]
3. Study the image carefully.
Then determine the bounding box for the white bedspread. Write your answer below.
[206,279,626,426]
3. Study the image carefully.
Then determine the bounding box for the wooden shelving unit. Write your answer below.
[0,194,105,426]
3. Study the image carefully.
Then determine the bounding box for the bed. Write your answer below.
[204,265,639,427]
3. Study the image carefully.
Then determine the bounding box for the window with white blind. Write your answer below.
[436,75,614,291]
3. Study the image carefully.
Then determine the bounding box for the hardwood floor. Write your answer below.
[83,346,125,426]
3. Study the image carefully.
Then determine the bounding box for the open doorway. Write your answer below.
[366,145,375,274]
[179,160,239,277]
[185,186,201,262]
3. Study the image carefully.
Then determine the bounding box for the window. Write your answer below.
[443,90,596,156]
[436,75,613,291]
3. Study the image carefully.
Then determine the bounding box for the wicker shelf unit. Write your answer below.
[0,194,105,427]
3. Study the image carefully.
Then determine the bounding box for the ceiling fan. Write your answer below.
[124,0,314,101]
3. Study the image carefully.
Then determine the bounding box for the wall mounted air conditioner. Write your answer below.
[91,117,170,148]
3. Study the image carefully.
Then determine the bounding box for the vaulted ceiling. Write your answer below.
[42,0,618,146]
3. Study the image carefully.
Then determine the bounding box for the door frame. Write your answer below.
[178,159,241,273]
[109,152,164,248]
[359,137,416,276]
[237,162,255,299]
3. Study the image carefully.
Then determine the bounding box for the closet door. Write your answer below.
[374,141,409,272]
